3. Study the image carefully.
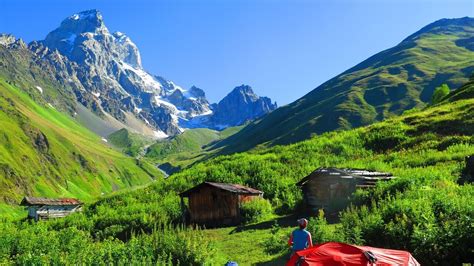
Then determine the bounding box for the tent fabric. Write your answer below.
[286,242,420,266]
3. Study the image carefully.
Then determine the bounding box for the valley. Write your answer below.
[0,6,472,266]
[0,78,162,218]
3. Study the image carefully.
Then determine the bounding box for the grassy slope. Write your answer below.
[203,226,290,265]
[212,17,474,155]
[147,128,220,160]
[70,88,472,264]
[1,87,470,264]
[107,128,154,157]
[172,97,474,209]
[167,95,473,264]
[444,73,474,102]
[145,126,243,171]
[0,79,162,217]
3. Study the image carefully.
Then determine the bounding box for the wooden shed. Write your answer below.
[179,182,264,226]
[20,197,83,221]
[297,168,394,213]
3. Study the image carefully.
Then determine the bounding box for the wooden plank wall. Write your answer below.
[188,186,239,224]
[303,174,356,210]
[31,205,82,220]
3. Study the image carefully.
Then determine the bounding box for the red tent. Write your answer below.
[286,242,420,266]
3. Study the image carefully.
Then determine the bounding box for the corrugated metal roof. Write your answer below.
[344,169,393,177]
[180,182,263,197]
[297,167,394,186]
[20,197,83,206]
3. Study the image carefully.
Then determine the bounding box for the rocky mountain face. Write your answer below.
[0,34,77,114]
[29,9,214,137]
[181,85,277,129]
[209,85,277,129]
[12,9,274,138]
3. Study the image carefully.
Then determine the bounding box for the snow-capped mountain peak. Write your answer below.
[34,10,214,137]
[29,10,275,138]
[70,9,101,20]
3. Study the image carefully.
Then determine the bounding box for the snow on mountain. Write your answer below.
[21,9,276,138]
[153,130,169,139]
[35,86,43,94]
[35,9,212,137]
[121,62,162,93]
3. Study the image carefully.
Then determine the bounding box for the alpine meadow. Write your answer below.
[0,2,473,266]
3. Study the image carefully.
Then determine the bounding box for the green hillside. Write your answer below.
[145,126,243,172]
[213,17,474,154]
[165,86,474,264]
[444,73,474,102]
[0,78,162,217]
[107,128,154,157]
[146,128,219,159]
[1,78,471,264]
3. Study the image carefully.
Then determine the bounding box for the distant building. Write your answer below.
[179,182,264,226]
[461,155,474,184]
[297,168,394,213]
[20,197,83,221]
[465,155,474,176]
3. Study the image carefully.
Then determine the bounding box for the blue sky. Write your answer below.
[0,0,472,105]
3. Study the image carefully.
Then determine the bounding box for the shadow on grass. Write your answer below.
[229,207,341,234]
[254,252,290,266]
[229,214,299,234]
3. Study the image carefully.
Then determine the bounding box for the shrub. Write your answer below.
[431,84,450,104]
[240,198,273,224]
[263,222,289,254]
[339,185,474,264]
[308,210,345,245]
[363,123,410,152]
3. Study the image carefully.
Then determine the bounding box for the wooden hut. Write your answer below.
[179,182,264,226]
[20,197,83,221]
[297,168,394,213]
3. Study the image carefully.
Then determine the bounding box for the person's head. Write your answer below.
[297,218,308,229]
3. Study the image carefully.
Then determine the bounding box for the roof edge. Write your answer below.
[180,181,263,197]
[20,196,83,206]
[296,167,394,186]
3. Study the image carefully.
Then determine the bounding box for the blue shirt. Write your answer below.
[291,229,311,251]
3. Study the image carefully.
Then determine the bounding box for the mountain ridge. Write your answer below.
[210,16,474,154]
[210,85,277,129]
[184,84,277,129]
[22,9,276,138]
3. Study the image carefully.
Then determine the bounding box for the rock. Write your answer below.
[35,9,212,136]
[209,85,277,129]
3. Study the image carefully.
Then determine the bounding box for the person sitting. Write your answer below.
[288,218,313,256]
